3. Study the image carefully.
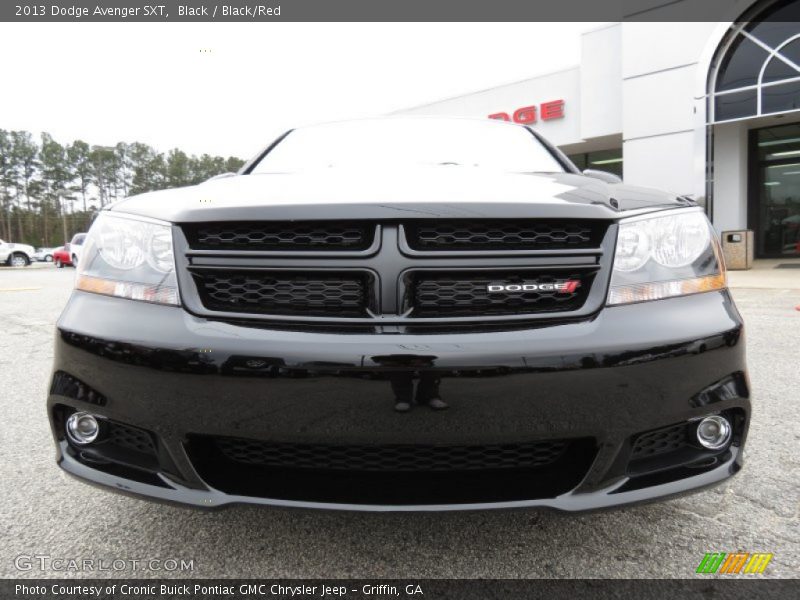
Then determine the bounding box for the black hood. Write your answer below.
[109,166,693,223]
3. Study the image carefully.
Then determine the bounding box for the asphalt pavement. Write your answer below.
[1,265,798,579]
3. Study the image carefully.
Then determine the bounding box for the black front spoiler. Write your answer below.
[57,440,742,512]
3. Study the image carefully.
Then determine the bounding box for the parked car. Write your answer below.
[52,246,74,268]
[33,247,58,262]
[68,233,87,266]
[0,238,35,267]
[47,117,749,511]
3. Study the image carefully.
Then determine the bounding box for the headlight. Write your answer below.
[76,212,180,306]
[607,209,726,305]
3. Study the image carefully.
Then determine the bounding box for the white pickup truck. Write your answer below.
[0,239,35,267]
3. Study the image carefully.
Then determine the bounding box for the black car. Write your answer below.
[48,117,749,511]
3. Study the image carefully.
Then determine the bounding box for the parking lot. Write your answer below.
[1,265,798,579]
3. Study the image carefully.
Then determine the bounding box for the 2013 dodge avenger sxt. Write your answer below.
[48,117,750,511]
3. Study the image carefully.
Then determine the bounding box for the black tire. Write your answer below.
[45,254,53,262]
[8,253,30,267]
[71,254,78,267]
[55,258,63,268]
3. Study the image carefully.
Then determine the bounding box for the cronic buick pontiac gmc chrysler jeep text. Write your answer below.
[48,117,749,511]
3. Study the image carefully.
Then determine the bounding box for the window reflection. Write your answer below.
[756,123,800,257]
[711,0,800,122]
[567,148,623,179]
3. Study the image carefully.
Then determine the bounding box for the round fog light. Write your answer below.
[66,412,100,445]
[696,415,732,450]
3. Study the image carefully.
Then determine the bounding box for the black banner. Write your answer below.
[2,0,798,23]
[4,579,800,600]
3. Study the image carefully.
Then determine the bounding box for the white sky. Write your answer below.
[0,22,601,160]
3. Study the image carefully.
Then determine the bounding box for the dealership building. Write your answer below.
[397,0,800,259]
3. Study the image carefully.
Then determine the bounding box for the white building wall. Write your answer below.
[580,24,622,141]
[713,122,750,234]
[396,25,625,151]
[619,23,718,198]
[618,9,751,233]
[395,67,584,147]
[621,22,720,80]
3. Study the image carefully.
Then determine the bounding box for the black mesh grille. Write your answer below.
[409,271,592,317]
[631,423,689,459]
[406,220,600,251]
[212,437,569,472]
[193,270,370,317]
[185,222,373,251]
[105,422,157,456]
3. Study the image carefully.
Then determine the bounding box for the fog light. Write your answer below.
[66,412,100,445]
[696,415,732,450]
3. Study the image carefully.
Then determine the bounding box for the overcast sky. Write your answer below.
[0,22,601,159]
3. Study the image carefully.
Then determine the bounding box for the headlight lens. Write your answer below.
[608,210,726,305]
[76,212,180,306]
[649,212,711,268]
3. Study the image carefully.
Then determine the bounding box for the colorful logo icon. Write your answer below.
[697,553,773,574]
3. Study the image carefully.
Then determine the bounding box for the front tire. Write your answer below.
[8,253,30,267]
[71,254,78,268]
[56,258,64,268]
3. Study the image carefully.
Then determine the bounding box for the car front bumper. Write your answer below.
[48,289,750,511]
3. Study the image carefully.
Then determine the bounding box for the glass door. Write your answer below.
[754,123,800,258]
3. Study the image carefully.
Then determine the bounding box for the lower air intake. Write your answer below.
[186,436,597,504]
[212,437,570,472]
[631,423,689,459]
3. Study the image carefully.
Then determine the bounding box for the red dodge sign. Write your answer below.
[489,99,565,124]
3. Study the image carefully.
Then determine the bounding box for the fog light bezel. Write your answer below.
[65,411,101,446]
[695,415,732,450]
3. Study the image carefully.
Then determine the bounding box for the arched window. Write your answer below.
[712,0,800,122]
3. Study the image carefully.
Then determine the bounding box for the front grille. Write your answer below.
[212,437,569,472]
[408,271,592,317]
[631,423,689,459]
[179,219,612,327]
[405,220,600,251]
[192,270,371,317]
[184,221,374,251]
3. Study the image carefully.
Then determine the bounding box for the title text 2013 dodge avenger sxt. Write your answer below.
[48,117,749,511]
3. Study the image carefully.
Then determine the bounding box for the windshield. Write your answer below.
[250,118,565,174]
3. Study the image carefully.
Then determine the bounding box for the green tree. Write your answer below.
[10,131,40,243]
[190,153,226,184]
[129,142,166,195]
[224,156,245,173]
[0,129,245,245]
[114,142,131,198]
[67,140,92,212]
[88,146,117,207]
[166,148,191,188]
[0,130,15,239]
[40,133,74,245]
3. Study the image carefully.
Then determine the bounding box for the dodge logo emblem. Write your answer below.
[487,280,580,293]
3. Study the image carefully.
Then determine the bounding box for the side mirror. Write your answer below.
[582,169,622,184]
